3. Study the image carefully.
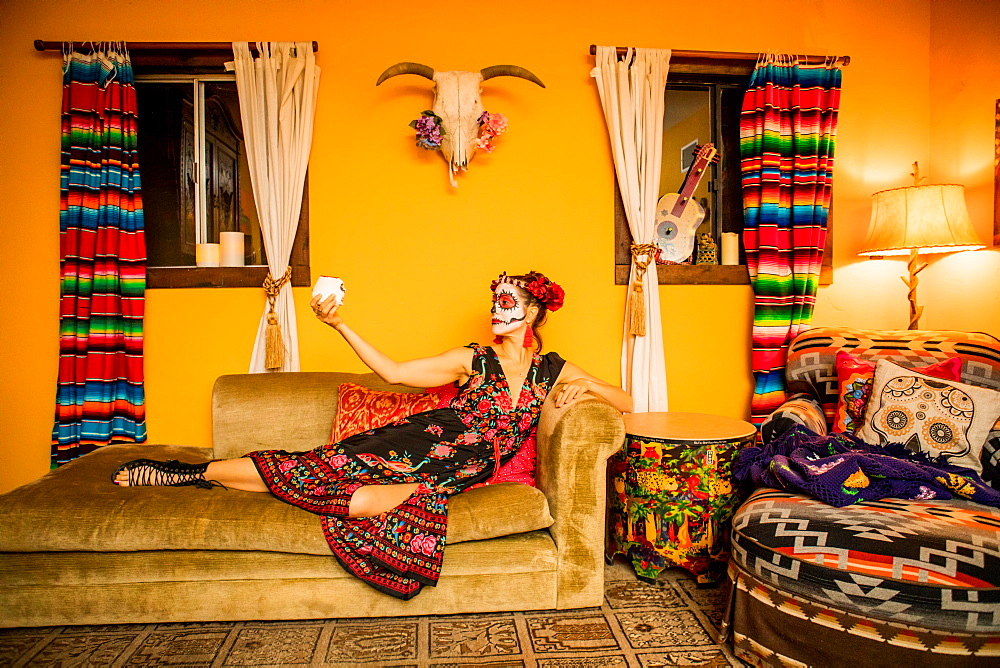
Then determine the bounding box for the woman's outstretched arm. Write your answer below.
[311,294,471,388]
[553,361,633,413]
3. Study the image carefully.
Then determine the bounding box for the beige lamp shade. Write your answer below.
[859,184,985,256]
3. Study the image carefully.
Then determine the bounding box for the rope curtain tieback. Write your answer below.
[628,243,659,337]
[263,266,293,370]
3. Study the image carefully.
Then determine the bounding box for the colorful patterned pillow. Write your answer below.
[330,383,442,443]
[834,352,962,433]
[857,359,1000,473]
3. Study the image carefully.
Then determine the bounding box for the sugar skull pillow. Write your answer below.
[857,359,1000,473]
[833,351,962,434]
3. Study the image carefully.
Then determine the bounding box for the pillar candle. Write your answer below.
[196,243,221,267]
[721,233,740,265]
[220,232,245,267]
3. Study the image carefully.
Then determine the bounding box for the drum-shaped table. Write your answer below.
[606,411,755,586]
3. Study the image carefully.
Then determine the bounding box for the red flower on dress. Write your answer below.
[430,443,455,459]
[410,533,438,556]
[424,424,444,437]
[328,454,349,468]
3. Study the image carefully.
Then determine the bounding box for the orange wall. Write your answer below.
[2,0,998,493]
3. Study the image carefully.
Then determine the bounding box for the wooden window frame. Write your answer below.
[128,46,311,289]
[609,50,836,286]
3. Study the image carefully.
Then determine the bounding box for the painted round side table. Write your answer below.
[606,411,756,586]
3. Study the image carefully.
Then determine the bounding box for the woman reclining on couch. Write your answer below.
[112,270,632,599]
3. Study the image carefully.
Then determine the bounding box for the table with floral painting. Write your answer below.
[606,411,756,586]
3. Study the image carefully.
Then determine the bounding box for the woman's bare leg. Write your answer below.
[114,457,269,492]
[348,483,420,518]
[115,458,421,515]
[203,459,270,492]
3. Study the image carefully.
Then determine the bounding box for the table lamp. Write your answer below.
[858,162,986,329]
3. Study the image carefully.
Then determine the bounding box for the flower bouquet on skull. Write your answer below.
[410,111,445,150]
[475,112,508,153]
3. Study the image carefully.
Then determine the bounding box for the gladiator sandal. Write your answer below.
[112,459,227,490]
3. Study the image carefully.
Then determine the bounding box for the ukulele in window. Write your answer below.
[654,143,719,263]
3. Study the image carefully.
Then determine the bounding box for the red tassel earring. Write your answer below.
[493,335,504,344]
[522,327,534,349]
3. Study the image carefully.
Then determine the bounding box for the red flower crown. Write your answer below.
[491,271,565,312]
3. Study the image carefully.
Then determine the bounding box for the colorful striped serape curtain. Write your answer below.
[53,44,147,466]
[740,55,842,425]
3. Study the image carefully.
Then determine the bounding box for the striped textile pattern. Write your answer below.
[741,58,842,425]
[52,46,147,466]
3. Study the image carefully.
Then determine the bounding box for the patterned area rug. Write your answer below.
[0,562,742,667]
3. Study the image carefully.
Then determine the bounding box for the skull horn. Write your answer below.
[480,65,545,88]
[376,62,435,86]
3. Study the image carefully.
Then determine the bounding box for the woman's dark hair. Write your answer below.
[509,271,549,353]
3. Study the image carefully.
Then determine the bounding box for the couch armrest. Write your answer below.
[535,393,625,609]
[759,393,828,444]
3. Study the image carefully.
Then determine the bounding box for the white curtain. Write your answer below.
[592,46,670,412]
[232,41,320,373]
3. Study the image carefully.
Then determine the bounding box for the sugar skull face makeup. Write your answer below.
[491,282,527,335]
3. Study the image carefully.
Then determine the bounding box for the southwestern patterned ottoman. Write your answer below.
[724,328,1000,666]
[724,489,1000,666]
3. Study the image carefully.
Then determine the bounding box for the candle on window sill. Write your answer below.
[220,232,245,267]
[196,243,221,267]
[721,233,740,265]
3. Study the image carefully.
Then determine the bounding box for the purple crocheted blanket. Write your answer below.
[734,426,1000,509]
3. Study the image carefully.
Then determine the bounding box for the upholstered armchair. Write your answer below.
[724,327,1000,667]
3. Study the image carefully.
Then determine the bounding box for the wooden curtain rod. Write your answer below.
[34,40,319,54]
[588,45,849,67]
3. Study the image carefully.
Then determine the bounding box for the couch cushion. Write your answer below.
[731,488,1000,633]
[0,444,553,554]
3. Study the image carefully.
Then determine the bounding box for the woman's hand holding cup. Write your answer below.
[310,294,344,329]
[311,276,347,329]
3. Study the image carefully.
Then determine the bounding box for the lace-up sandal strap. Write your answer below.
[112,459,214,487]
[193,478,229,490]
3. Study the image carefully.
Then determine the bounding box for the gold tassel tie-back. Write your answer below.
[628,243,659,337]
[263,266,293,370]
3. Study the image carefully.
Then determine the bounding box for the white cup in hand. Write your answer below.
[312,276,346,306]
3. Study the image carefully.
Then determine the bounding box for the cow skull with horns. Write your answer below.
[376,62,545,187]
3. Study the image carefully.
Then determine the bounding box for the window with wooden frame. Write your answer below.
[607,49,837,286]
[37,42,312,289]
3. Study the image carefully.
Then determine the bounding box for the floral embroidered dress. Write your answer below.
[247,344,566,600]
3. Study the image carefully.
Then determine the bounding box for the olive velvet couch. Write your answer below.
[0,372,625,628]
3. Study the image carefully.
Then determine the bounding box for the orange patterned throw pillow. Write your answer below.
[330,383,442,443]
[833,351,962,434]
